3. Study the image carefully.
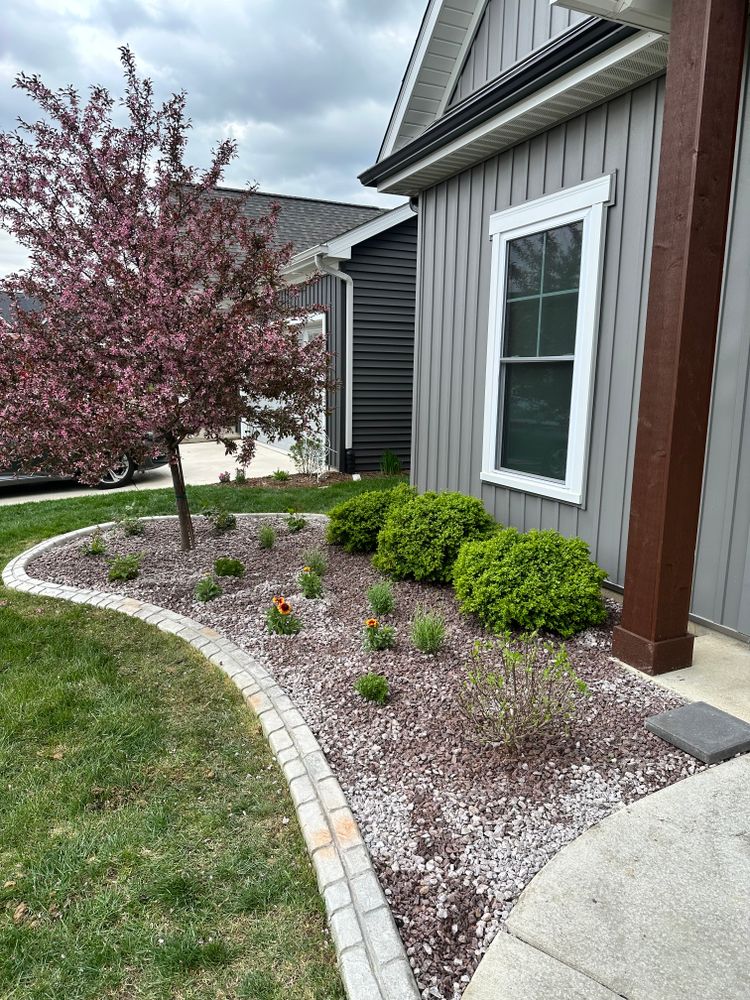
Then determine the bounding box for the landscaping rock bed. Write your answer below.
[30,515,701,1000]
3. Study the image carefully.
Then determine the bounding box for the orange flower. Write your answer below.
[272,595,284,607]
[302,566,311,573]
[365,618,379,629]
[278,601,292,615]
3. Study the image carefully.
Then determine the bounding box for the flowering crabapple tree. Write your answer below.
[0,48,328,550]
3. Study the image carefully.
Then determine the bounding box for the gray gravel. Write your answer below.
[31,516,702,999]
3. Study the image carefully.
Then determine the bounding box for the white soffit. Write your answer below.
[378,30,668,195]
[551,0,671,34]
[379,0,484,161]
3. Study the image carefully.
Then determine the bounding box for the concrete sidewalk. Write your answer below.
[464,754,750,1000]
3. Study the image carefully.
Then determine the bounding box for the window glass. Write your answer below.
[499,362,574,481]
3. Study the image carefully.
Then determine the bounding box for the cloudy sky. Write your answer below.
[0,0,426,274]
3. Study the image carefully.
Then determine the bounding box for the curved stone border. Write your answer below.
[2,515,420,1000]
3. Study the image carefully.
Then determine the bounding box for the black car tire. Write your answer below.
[95,454,137,489]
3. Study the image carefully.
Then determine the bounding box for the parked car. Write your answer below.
[0,449,168,491]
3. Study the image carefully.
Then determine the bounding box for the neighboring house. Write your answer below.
[360,1,749,669]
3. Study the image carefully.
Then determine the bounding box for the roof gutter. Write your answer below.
[314,254,355,451]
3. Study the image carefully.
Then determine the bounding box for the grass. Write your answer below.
[0,476,404,999]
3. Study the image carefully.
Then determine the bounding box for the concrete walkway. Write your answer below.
[0,441,295,506]
[464,754,750,999]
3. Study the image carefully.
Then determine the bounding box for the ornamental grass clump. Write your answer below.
[214,556,245,578]
[363,618,395,652]
[258,524,276,549]
[108,553,142,582]
[272,469,290,482]
[301,546,327,577]
[326,483,414,553]
[195,576,222,602]
[367,580,395,617]
[298,567,323,599]
[459,634,589,751]
[81,529,106,557]
[453,527,607,638]
[355,672,390,705]
[373,491,495,583]
[266,596,301,635]
[410,606,446,655]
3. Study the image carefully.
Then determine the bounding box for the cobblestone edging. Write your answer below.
[2,515,420,1000]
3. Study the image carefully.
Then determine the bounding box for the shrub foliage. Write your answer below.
[108,553,142,582]
[326,484,414,554]
[355,672,390,705]
[214,557,245,578]
[373,491,495,583]
[453,528,607,638]
[195,576,223,602]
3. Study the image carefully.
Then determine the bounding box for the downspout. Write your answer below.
[314,253,355,463]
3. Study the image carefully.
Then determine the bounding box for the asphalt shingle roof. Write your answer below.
[216,187,385,254]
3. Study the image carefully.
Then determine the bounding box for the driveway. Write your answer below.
[0,441,295,506]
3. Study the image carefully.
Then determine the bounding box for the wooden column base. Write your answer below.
[611,626,694,675]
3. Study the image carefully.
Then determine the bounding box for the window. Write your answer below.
[482,174,613,504]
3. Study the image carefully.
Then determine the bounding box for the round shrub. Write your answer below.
[326,483,414,553]
[373,491,495,583]
[453,528,607,638]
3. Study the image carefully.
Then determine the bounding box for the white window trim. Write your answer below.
[481,173,614,505]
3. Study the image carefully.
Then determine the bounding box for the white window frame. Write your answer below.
[481,173,614,505]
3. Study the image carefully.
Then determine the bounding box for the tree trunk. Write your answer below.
[167,440,195,552]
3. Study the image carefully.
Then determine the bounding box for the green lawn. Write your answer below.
[0,477,403,1000]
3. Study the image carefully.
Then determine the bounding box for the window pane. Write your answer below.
[543,221,583,292]
[499,362,574,481]
[539,291,578,355]
[507,231,544,298]
[505,298,539,356]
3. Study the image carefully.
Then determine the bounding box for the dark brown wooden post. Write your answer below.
[612,0,748,674]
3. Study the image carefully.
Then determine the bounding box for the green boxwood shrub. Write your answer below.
[373,491,495,583]
[326,484,414,554]
[453,527,607,638]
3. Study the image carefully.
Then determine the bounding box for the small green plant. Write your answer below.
[218,470,231,484]
[298,567,323,599]
[289,435,327,476]
[266,597,301,635]
[258,524,276,549]
[326,483,415,553]
[368,579,395,617]
[410,606,446,654]
[458,634,589,751]
[301,546,328,577]
[234,468,247,484]
[81,528,106,557]
[108,553,142,582]
[272,469,291,482]
[214,557,245,578]
[201,505,237,533]
[287,508,306,533]
[363,618,396,652]
[118,504,144,537]
[379,449,402,476]
[355,672,390,705]
[195,576,223,602]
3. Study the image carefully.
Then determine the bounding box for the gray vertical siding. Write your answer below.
[342,216,418,472]
[414,77,665,589]
[448,0,588,107]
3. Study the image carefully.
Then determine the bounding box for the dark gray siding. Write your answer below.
[414,78,664,589]
[342,216,418,472]
[448,0,588,107]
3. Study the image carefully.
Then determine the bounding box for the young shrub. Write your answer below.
[355,672,390,705]
[266,596,301,635]
[326,483,415,554]
[363,618,396,652]
[218,470,231,484]
[410,606,446,655]
[214,556,245,578]
[298,567,323,599]
[373,491,495,583]
[108,553,142,582]
[201,506,237,533]
[287,508,306,534]
[301,546,327,577]
[234,468,247,484]
[81,528,106,557]
[379,449,401,476]
[458,635,589,751]
[118,505,144,537]
[195,576,222,602]
[367,579,395,617]
[258,524,276,549]
[272,469,291,482]
[289,435,327,476]
[453,528,607,638]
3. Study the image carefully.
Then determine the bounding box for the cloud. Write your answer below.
[0,0,425,274]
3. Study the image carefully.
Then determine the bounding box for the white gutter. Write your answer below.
[314,254,355,451]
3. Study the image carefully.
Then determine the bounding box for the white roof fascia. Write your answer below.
[550,0,671,34]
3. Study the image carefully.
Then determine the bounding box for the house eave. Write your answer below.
[551,0,672,35]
